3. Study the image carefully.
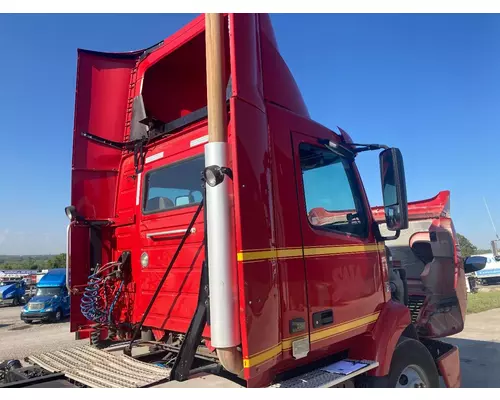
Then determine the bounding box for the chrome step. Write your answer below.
[27,344,171,388]
[270,359,378,388]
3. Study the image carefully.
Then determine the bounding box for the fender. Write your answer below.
[350,300,411,376]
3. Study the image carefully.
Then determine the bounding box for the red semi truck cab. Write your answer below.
[63,14,477,388]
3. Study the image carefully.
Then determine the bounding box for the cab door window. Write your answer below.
[143,155,205,214]
[299,143,368,237]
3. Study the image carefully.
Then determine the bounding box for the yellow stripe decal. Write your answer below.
[243,312,380,368]
[310,312,379,343]
[243,343,283,368]
[237,244,380,262]
[303,244,379,257]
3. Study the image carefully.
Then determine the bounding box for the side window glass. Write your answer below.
[144,156,205,214]
[299,143,367,237]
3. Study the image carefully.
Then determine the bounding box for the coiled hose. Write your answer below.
[80,262,122,325]
[80,272,107,324]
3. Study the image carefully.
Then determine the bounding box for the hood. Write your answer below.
[29,295,56,304]
[0,284,15,298]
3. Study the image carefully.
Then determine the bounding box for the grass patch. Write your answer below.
[467,291,500,314]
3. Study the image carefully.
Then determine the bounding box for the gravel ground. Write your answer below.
[1,300,499,387]
[0,305,83,362]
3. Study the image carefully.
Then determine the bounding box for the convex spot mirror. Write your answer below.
[464,256,487,274]
[379,148,409,231]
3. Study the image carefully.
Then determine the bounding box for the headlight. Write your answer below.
[45,307,53,312]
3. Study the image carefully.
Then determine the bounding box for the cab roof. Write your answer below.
[37,268,66,288]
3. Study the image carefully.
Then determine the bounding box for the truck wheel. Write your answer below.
[13,297,19,306]
[53,309,62,323]
[388,337,439,388]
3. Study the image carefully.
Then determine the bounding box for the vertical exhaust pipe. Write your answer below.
[204,13,242,375]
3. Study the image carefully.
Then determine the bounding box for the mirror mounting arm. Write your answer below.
[373,221,401,242]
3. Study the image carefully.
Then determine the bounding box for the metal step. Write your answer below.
[270,359,378,388]
[27,345,171,388]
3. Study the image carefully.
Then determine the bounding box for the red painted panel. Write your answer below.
[259,14,309,119]
[68,223,90,332]
[291,129,385,341]
[372,190,451,222]
[267,105,309,366]
[230,97,281,372]
[350,300,411,376]
[133,125,209,336]
[438,345,461,388]
[71,50,137,220]
[229,14,264,112]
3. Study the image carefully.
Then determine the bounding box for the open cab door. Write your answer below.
[68,48,145,333]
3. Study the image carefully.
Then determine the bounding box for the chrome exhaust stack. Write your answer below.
[204,13,242,375]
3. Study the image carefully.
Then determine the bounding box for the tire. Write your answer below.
[387,337,439,388]
[53,309,62,323]
[12,297,19,306]
[356,337,439,388]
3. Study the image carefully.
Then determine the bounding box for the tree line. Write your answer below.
[0,233,488,272]
[0,254,66,271]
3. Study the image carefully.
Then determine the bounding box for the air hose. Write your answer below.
[80,272,107,324]
[80,262,123,325]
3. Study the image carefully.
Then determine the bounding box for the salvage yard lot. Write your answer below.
[0,305,82,361]
[1,304,500,387]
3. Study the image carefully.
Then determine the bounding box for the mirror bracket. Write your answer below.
[373,221,401,242]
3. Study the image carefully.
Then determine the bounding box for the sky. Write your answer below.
[0,13,498,255]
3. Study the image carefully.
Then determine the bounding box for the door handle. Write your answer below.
[146,228,196,239]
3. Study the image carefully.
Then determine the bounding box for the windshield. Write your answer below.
[36,287,62,297]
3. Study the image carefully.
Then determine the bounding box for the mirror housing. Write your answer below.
[464,256,487,274]
[379,148,409,232]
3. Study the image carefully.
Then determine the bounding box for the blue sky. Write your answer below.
[0,13,498,254]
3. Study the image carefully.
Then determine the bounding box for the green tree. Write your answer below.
[46,253,66,269]
[457,233,485,258]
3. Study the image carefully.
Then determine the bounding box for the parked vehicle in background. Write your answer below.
[0,279,26,306]
[474,253,500,285]
[20,268,70,323]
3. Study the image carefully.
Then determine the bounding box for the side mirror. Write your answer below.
[464,256,487,274]
[379,148,409,231]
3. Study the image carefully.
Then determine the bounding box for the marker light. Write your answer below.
[140,252,149,268]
